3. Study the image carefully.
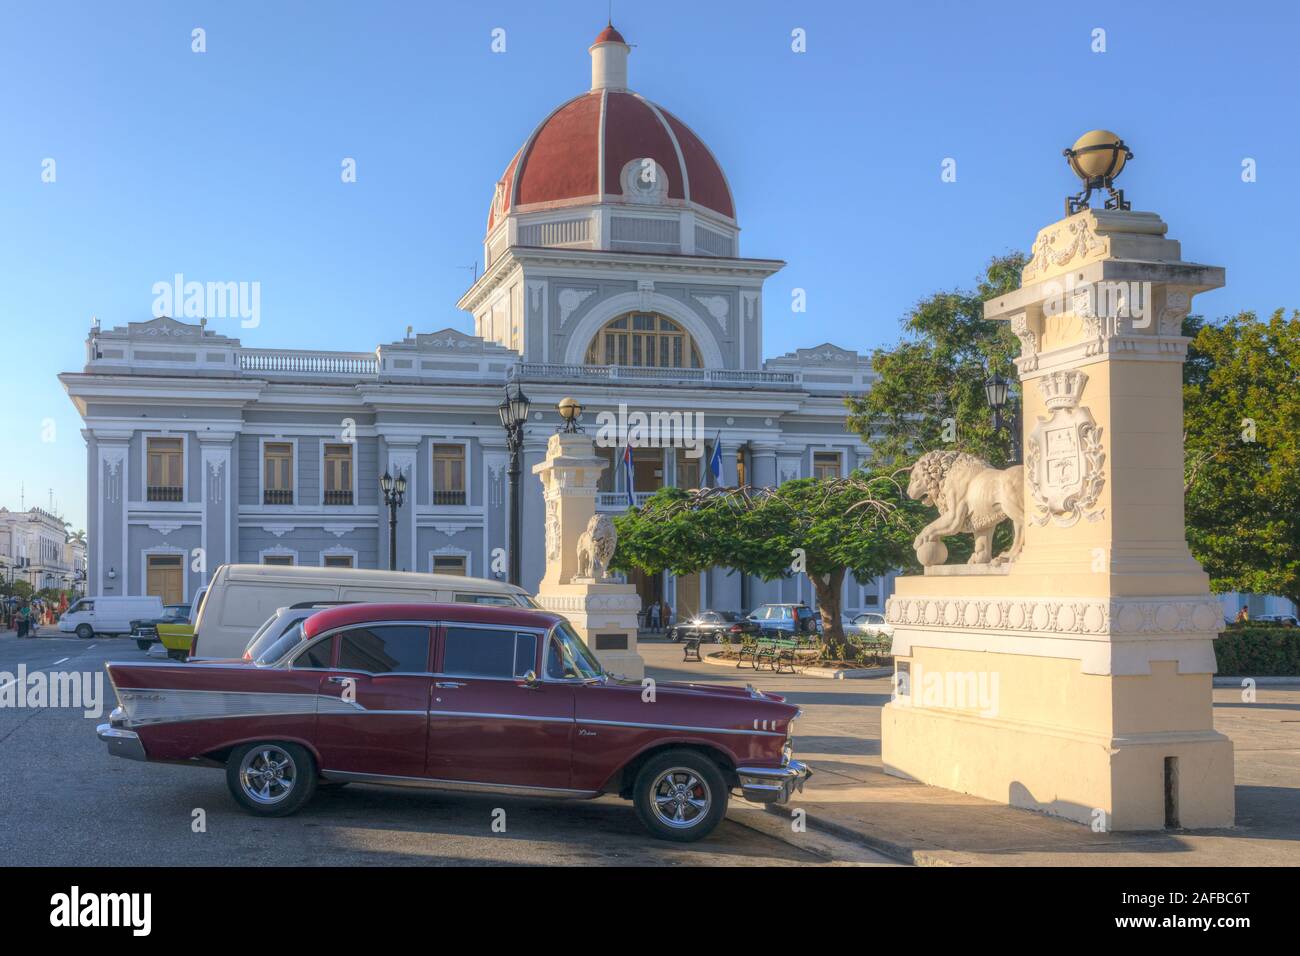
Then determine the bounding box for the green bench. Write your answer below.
[736,636,809,674]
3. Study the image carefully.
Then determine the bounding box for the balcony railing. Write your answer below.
[596,491,656,511]
[509,363,802,388]
[146,485,183,502]
[241,349,378,377]
[263,489,294,505]
[432,489,467,506]
[323,489,354,506]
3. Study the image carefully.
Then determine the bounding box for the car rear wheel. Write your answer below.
[632,750,728,843]
[75,624,93,640]
[226,742,317,817]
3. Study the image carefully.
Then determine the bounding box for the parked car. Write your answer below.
[844,611,893,640]
[668,610,758,644]
[156,586,208,660]
[189,564,538,661]
[241,603,353,664]
[59,596,165,640]
[1250,614,1299,627]
[747,603,823,639]
[97,602,810,842]
[129,604,192,651]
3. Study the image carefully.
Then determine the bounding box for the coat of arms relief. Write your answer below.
[1025,369,1106,527]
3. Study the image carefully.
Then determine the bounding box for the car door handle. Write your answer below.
[435,681,465,689]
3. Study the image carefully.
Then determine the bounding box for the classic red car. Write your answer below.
[97,603,810,841]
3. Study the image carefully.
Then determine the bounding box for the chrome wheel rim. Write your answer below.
[650,767,711,829]
[238,745,297,805]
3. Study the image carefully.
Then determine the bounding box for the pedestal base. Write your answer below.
[882,644,1234,831]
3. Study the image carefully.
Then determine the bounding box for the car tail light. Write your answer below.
[729,624,743,633]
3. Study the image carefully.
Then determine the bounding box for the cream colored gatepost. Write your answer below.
[532,429,645,679]
[881,201,1235,830]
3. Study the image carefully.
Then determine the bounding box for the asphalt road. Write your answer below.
[0,631,884,866]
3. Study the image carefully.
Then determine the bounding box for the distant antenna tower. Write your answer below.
[460,261,479,283]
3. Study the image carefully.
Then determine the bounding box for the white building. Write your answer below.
[60,24,895,616]
[0,507,82,594]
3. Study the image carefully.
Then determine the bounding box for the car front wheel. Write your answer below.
[226,742,317,817]
[632,750,728,843]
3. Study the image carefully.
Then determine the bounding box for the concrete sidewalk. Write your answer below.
[641,641,1300,866]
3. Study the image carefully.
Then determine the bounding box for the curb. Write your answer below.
[752,804,957,866]
[697,651,890,680]
[724,804,904,865]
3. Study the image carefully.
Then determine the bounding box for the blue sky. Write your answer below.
[2,0,1297,531]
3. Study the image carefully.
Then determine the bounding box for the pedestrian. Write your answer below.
[661,601,672,633]
[648,600,661,634]
[1235,605,1249,625]
[16,603,30,639]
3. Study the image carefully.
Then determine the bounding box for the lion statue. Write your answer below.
[575,513,617,581]
[907,451,1025,566]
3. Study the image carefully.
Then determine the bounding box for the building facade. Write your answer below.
[60,25,894,617]
[0,507,85,595]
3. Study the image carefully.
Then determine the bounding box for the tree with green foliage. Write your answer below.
[1183,309,1300,610]
[612,471,926,654]
[846,252,1025,467]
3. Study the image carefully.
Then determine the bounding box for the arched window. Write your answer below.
[584,313,703,369]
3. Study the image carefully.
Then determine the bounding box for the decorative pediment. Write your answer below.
[768,343,862,366]
[410,328,495,353]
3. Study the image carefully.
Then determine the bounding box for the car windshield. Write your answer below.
[164,605,190,621]
[546,622,604,681]
[250,622,306,666]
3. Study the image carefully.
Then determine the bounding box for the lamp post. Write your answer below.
[498,381,532,586]
[379,468,407,571]
[984,372,1021,465]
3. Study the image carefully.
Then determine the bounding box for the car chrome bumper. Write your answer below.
[736,759,811,805]
[96,722,147,762]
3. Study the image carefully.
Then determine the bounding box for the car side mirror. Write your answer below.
[518,670,541,689]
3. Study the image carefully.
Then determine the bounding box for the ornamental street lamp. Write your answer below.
[1063,129,1133,217]
[498,381,531,586]
[984,372,1021,465]
[379,468,407,571]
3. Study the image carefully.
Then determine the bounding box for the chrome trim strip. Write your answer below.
[318,769,598,799]
[428,710,572,725]
[581,718,785,737]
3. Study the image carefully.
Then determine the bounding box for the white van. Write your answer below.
[58,596,165,640]
[190,564,537,659]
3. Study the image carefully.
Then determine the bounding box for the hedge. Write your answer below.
[1214,626,1300,676]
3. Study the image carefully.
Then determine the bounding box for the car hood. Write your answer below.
[609,675,785,704]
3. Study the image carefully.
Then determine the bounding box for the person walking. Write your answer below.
[1235,605,1250,625]
[647,600,661,634]
[16,603,30,639]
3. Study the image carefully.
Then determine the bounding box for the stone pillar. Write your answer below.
[881,208,1234,830]
[532,431,645,678]
[198,432,236,587]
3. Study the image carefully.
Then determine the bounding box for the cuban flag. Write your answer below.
[622,441,636,507]
[708,432,723,486]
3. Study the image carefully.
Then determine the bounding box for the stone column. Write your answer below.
[532,431,644,679]
[198,431,236,586]
[881,207,1234,830]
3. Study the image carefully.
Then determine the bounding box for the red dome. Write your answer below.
[592,24,626,45]
[487,89,736,232]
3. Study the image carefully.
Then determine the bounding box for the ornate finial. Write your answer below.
[1063,130,1133,217]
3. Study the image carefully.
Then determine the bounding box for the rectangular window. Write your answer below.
[453,593,515,606]
[146,437,184,502]
[293,636,334,669]
[813,451,842,480]
[262,555,294,566]
[263,442,294,504]
[433,555,467,576]
[431,444,466,505]
[442,626,533,679]
[676,450,700,490]
[323,554,354,568]
[337,625,431,674]
[323,444,353,505]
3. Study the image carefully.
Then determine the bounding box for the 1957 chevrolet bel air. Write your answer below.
[97,603,810,841]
